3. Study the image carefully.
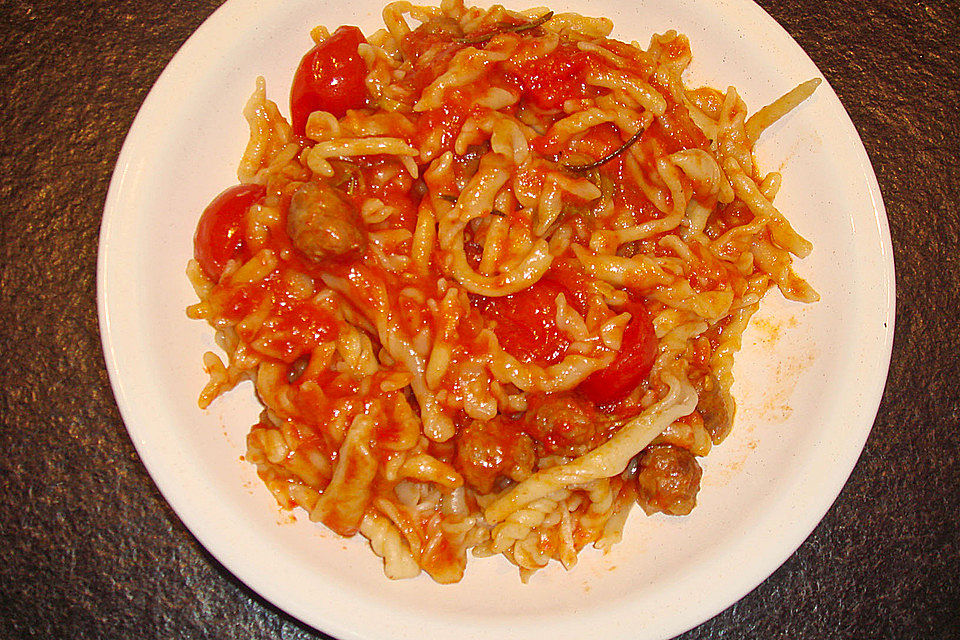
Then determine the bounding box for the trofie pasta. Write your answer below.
[186,0,818,583]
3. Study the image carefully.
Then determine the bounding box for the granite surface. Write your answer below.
[1,0,958,638]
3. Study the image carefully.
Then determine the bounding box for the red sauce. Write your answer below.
[372,420,404,449]
[661,37,689,62]
[504,42,597,110]
[572,122,623,157]
[644,102,709,155]
[397,292,430,336]
[687,337,712,372]
[416,103,471,156]
[220,286,261,322]
[603,155,663,224]
[216,272,337,363]
[260,301,337,363]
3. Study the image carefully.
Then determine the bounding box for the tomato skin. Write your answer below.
[478,280,572,366]
[541,259,590,316]
[290,26,369,136]
[193,183,266,280]
[577,302,657,406]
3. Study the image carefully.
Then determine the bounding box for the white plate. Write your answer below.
[98,1,894,638]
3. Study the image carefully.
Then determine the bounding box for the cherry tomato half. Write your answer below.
[193,183,266,280]
[577,301,657,406]
[290,26,369,136]
[479,280,572,367]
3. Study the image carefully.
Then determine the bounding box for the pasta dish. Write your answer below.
[186,0,818,583]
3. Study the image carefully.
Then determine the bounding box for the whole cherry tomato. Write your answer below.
[290,26,369,136]
[577,301,657,406]
[193,183,266,280]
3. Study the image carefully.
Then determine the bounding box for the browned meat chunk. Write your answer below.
[696,373,733,443]
[635,444,702,515]
[523,393,609,457]
[287,181,366,262]
[454,418,534,493]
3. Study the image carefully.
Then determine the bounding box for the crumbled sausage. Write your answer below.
[635,444,702,516]
[287,181,366,262]
[454,418,534,493]
[523,393,608,457]
[696,373,733,443]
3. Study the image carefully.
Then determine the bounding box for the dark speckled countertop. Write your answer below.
[1,1,958,638]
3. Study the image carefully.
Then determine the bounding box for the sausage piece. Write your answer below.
[696,373,733,443]
[287,181,367,262]
[454,418,534,493]
[523,393,609,457]
[635,444,702,515]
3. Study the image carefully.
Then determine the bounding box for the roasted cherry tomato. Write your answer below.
[193,183,266,280]
[577,301,657,406]
[290,26,369,136]
[479,280,573,366]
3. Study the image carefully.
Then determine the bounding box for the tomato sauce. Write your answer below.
[416,102,472,153]
[504,41,598,110]
[259,303,337,363]
[215,272,338,362]
[644,102,709,155]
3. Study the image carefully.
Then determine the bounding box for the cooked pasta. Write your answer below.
[186,0,818,583]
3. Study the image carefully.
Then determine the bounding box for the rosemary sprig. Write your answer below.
[455,12,554,45]
[562,127,646,173]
